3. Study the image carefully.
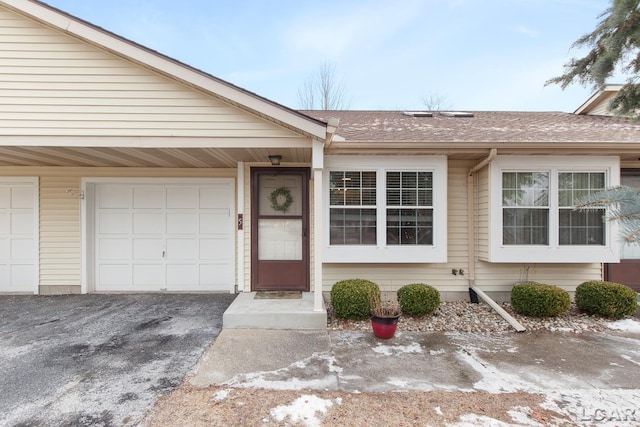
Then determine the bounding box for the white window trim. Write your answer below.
[323,155,447,263]
[488,156,620,263]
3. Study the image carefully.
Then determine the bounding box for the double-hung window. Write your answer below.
[324,156,447,263]
[489,156,619,263]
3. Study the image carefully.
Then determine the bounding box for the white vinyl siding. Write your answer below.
[476,167,490,260]
[0,8,298,139]
[586,92,618,116]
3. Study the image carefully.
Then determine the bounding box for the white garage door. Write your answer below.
[0,178,38,293]
[94,180,234,292]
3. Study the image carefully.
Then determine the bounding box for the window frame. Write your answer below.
[324,156,448,263]
[488,156,620,263]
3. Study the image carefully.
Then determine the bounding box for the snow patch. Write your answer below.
[607,319,640,333]
[507,406,544,426]
[372,342,423,356]
[222,352,339,391]
[270,395,335,427]
[448,413,515,426]
[213,389,230,401]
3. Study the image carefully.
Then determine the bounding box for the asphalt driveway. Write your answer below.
[0,293,236,427]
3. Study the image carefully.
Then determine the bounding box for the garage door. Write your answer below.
[94,180,234,292]
[0,178,38,293]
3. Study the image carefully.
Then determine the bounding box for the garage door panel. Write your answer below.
[133,238,163,260]
[99,213,131,234]
[200,211,230,234]
[11,187,35,209]
[11,213,35,234]
[133,264,164,286]
[0,239,9,260]
[167,213,197,234]
[200,264,233,287]
[166,265,198,286]
[167,187,199,209]
[200,238,231,260]
[94,180,234,292]
[98,187,131,209]
[11,239,34,260]
[133,187,165,209]
[133,213,164,234]
[99,264,131,286]
[0,213,8,233]
[99,238,130,260]
[11,264,34,286]
[166,238,197,260]
[200,187,231,208]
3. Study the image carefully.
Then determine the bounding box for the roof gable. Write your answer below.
[574,84,624,116]
[0,0,326,140]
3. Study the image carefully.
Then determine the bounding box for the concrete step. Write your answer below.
[223,292,327,329]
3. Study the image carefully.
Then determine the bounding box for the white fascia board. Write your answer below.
[0,136,312,148]
[0,0,327,140]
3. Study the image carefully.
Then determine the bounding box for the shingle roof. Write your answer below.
[301,110,640,143]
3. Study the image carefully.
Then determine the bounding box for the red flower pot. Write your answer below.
[370,314,400,339]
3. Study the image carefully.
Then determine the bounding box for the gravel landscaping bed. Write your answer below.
[327,301,618,333]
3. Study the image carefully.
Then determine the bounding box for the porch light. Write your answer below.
[268,155,282,166]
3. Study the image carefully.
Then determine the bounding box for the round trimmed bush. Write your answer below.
[575,280,638,319]
[330,279,380,320]
[397,283,440,316]
[510,282,570,317]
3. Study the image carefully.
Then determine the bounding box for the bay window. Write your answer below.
[489,156,619,263]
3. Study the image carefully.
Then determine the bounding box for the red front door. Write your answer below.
[251,168,309,291]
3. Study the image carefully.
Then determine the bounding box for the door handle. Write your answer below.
[303,228,307,237]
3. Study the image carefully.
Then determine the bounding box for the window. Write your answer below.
[488,156,619,263]
[502,172,549,245]
[324,156,447,263]
[329,171,376,245]
[386,172,433,245]
[558,172,605,245]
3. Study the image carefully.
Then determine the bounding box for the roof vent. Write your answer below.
[403,111,433,117]
[440,111,474,118]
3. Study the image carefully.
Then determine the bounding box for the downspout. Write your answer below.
[467,148,526,332]
[467,148,497,289]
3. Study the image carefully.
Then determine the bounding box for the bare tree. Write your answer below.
[297,62,350,110]
[422,93,452,111]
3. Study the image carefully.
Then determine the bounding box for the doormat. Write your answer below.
[254,291,302,299]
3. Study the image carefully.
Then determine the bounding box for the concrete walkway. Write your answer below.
[189,328,640,423]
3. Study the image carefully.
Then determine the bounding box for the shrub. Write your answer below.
[397,283,440,317]
[575,280,638,319]
[330,279,380,320]
[510,282,571,317]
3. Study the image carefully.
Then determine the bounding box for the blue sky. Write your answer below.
[43,0,612,112]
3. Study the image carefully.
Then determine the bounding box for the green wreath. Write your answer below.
[269,187,293,212]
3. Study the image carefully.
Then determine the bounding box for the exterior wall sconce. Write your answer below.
[268,155,282,166]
